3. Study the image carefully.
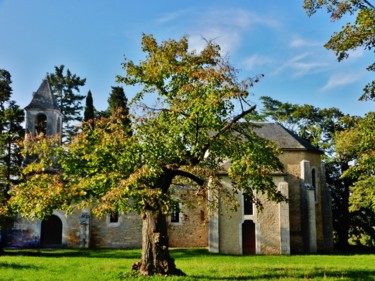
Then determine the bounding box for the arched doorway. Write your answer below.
[41,215,62,247]
[242,220,256,254]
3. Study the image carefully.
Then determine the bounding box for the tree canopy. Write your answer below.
[336,112,375,212]
[7,34,284,275]
[303,0,375,101]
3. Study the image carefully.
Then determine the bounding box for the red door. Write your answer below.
[242,220,256,254]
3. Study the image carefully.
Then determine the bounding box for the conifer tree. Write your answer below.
[47,65,86,141]
[0,70,24,253]
[107,86,131,130]
[83,90,95,122]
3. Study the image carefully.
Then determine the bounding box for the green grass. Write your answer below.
[0,248,374,280]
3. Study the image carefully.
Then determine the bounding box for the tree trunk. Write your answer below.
[336,162,351,249]
[132,209,185,276]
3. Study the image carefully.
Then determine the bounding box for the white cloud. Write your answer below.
[189,28,241,55]
[176,8,281,55]
[202,8,279,30]
[158,12,183,24]
[347,49,364,60]
[243,54,272,71]
[289,36,320,48]
[272,52,331,77]
[321,73,363,92]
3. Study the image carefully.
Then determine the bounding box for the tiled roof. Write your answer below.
[25,78,59,110]
[251,122,322,153]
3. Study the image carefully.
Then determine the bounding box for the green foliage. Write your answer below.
[259,96,344,151]
[303,0,375,101]
[0,69,12,110]
[0,70,24,210]
[106,86,131,130]
[336,112,375,213]
[47,65,86,141]
[8,34,285,220]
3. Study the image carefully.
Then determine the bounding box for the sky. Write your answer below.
[0,0,373,117]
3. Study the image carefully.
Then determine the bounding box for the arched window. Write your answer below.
[35,113,47,135]
[243,193,253,215]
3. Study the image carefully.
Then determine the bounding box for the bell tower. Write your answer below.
[25,78,63,140]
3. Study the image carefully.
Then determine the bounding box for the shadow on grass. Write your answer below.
[0,262,39,270]
[170,248,210,259]
[2,247,208,260]
[3,249,141,259]
[189,268,375,280]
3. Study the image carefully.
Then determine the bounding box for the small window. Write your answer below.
[312,168,317,201]
[109,212,119,223]
[243,193,253,215]
[56,117,61,135]
[171,203,180,223]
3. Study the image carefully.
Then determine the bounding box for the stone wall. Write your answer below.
[168,188,208,247]
[279,151,331,253]
[90,213,142,249]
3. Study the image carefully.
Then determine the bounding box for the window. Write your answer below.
[171,203,180,223]
[243,193,253,215]
[35,113,47,135]
[109,212,119,223]
[312,168,317,201]
[57,117,61,135]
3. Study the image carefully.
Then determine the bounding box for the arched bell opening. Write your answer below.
[34,113,47,135]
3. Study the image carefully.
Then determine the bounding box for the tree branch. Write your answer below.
[171,169,205,186]
[198,105,257,161]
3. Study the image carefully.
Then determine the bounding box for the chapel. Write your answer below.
[0,78,334,254]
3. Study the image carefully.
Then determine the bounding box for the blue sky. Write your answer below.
[0,0,373,116]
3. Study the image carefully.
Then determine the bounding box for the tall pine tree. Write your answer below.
[47,65,86,142]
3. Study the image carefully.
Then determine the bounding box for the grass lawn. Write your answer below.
[0,248,374,280]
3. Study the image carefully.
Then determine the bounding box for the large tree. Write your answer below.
[47,65,86,141]
[303,0,375,101]
[6,35,284,276]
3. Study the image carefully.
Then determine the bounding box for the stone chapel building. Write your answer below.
[0,79,334,254]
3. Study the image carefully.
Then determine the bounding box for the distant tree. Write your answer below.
[0,70,12,111]
[335,112,375,246]
[259,96,344,150]
[107,86,131,130]
[303,0,375,101]
[47,65,86,141]
[83,90,95,122]
[7,34,285,276]
[0,70,24,253]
